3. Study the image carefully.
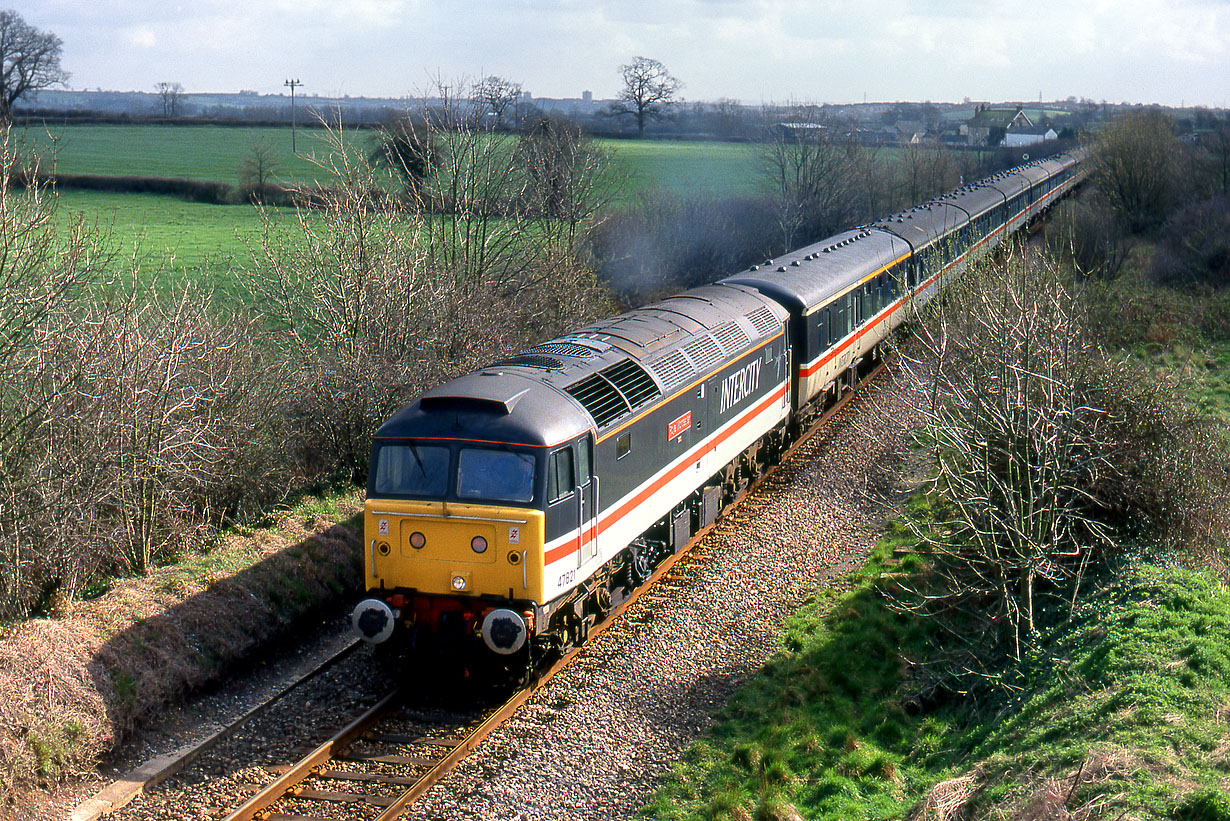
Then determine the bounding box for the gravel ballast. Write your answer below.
[81,361,926,821]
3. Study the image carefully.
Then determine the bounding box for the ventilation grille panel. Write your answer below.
[600,359,660,409]
[684,337,725,374]
[526,342,601,359]
[747,307,779,338]
[495,354,565,370]
[565,375,629,428]
[712,322,748,355]
[649,350,694,392]
[564,359,663,428]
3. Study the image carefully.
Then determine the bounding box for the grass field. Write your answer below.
[24,123,766,201]
[600,137,764,199]
[38,124,768,286]
[22,124,330,185]
[56,190,279,280]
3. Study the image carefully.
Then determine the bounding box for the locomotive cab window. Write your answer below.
[457,447,535,503]
[547,448,575,504]
[372,443,450,498]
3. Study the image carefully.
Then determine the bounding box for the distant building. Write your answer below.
[1004,125,1058,147]
[966,105,1034,146]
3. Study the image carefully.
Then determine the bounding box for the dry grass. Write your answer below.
[914,765,984,821]
[0,491,362,799]
[912,751,1156,821]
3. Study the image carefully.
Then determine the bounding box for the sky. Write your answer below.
[25,0,1230,108]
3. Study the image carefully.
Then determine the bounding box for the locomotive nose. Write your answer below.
[351,598,395,644]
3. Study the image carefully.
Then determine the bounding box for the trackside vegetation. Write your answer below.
[643,546,1230,820]
[643,110,1230,820]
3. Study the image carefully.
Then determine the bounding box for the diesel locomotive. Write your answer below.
[350,149,1085,672]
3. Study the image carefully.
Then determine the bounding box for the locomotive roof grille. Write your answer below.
[565,374,628,428]
[495,353,566,370]
[526,342,602,359]
[684,336,725,373]
[712,321,749,355]
[649,350,694,392]
[564,358,662,429]
[601,359,660,408]
[747,306,779,338]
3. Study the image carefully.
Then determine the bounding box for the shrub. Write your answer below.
[1149,195,1230,287]
[38,172,235,203]
[1046,196,1128,280]
[894,249,1230,682]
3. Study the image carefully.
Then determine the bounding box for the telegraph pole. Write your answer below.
[284,78,302,153]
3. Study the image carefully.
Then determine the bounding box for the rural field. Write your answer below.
[27,123,766,197]
[34,123,767,278]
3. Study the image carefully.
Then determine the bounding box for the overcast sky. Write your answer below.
[25,0,1230,108]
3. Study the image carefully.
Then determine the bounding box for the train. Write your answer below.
[350,148,1086,675]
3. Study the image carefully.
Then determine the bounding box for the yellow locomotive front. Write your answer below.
[350,372,592,664]
[352,440,547,657]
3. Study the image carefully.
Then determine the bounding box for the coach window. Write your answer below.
[548,448,575,504]
[616,432,632,460]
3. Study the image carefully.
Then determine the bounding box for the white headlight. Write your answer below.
[451,575,467,591]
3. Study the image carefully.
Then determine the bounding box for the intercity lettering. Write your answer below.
[720,359,762,414]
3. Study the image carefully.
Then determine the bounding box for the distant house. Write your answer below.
[965,105,1034,146]
[894,120,927,144]
[1004,125,1058,147]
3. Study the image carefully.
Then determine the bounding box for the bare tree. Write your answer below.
[471,75,522,129]
[1087,109,1181,233]
[371,113,438,199]
[899,139,959,205]
[154,81,185,118]
[0,10,68,120]
[1205,116,1230,196]
[609,57,681,137]
[516,115,616,251]
[239,137,280,194]
[847,145,895,223]
[761,110,853,250]
[888,250,1227,689]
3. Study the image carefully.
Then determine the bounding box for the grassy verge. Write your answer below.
[0,487,364,799]
[22,124,328,184]
[644,524,1230,820]
[1085,261,1230,427]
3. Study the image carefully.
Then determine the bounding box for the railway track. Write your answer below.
[216,357,887,821]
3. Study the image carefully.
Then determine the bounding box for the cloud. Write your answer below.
[23,0,1230,105]
[125,25,157,49]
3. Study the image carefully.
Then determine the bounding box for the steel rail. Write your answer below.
[221,688,403,821]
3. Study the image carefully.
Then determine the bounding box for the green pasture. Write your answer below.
[22,124,331,186]
[598,138,764,200]
[23,123,765,201]
[38,124,769,288]
[54,190,280,296]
